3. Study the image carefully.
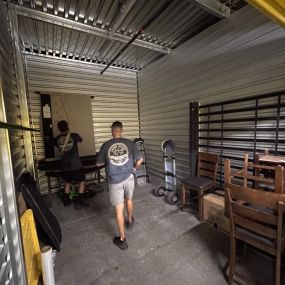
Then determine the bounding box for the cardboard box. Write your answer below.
[203,193,229,233]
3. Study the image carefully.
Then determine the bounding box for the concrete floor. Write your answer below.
[49,182,284,285]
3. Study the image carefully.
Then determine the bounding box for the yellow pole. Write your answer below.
[246,0,285,28]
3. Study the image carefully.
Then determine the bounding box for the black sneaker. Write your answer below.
[126,217,135,231]
[63,194,72,207]
[74,195,89,209]
[113,237,128,250]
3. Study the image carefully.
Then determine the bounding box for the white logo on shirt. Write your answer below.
[108,143,129,166]
[58,136,74,152]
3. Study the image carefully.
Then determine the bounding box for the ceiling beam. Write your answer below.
[30,0,36,9]
[246,0,285,28]
[54,0,59,15]
[13,4,171,54]
[23,51,139,71]
[110,0,137,35]
[190,0,231,18]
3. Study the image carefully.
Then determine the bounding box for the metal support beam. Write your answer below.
[23,51,139,72]
[30,0,36,9]
[54,0,59,15]
[189,0,231,18]
[13,4,170,54]
[101,0,173,74]
[42,0,48,12]
[110,0,136,35]
[246,0,285,28]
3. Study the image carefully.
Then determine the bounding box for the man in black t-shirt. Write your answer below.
[55,120,89,209]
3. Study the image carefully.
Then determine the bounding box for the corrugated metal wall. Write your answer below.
[138,6,285,183]
[26,55,139,193]
[0,2,27,284]
[1,6,28,186]
[199,92,285,189]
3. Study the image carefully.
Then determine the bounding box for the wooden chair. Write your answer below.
[224,153,284,218]
[224,159,285,285]
[239,153,284,194]
[181,152,219,221]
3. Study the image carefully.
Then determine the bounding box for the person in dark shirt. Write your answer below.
[55,120,89,209]
[97,121,143,250]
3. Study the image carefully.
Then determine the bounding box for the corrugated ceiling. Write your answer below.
[11,0,247,70]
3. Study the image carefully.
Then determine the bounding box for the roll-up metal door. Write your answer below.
[26,55,139,193]
[91,90,139,151]
[0,2,27,284]
[199,91,285,190]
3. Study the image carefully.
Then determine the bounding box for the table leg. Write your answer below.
[181,184,185,211]
[47,176,52,208]
[98,169,101,184]
[198,190,203,221]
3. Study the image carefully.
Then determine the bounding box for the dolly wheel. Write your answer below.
[96,184,104,193]
[86,183,104,193]
[154,186,165,197]
[146,175,150,183]
[168,193,178,205]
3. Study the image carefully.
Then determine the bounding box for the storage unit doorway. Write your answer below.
[1,1,285,285]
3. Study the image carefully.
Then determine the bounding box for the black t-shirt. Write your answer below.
[54,133,82,171]
[97,138,142,184]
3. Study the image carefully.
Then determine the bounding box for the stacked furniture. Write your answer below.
[224,156,285,285]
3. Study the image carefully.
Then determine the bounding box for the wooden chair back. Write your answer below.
[231,153,284,194]
[197,152,219,183]
[224,159,285,256]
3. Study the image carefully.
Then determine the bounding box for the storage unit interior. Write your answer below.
[0,0,285,284]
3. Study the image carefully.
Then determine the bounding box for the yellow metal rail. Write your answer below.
[21,209,42,285]
[247,0,285,28]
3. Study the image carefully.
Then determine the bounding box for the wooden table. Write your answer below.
[258,155,285,165]
[38,155,104,208]
[255,155,285,194]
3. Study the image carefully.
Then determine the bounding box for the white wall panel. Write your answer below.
[26,55,139,193]
[138,6,285,183]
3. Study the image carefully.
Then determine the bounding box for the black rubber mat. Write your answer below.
[19,172,62,251]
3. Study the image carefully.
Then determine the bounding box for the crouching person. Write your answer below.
[97,121,143,250]
[55,120,89,209]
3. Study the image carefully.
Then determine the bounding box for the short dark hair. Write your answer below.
[111,121,123,129]
[57,120,69,132]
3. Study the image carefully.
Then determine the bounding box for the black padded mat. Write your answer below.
[19,172,62,251]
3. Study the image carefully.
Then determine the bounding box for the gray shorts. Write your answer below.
[108,174,135,206]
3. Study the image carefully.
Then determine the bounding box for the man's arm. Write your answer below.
[75,133,83,143]
[133,142,143,170]
[96,143,106,167]
[134,157,143,170]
